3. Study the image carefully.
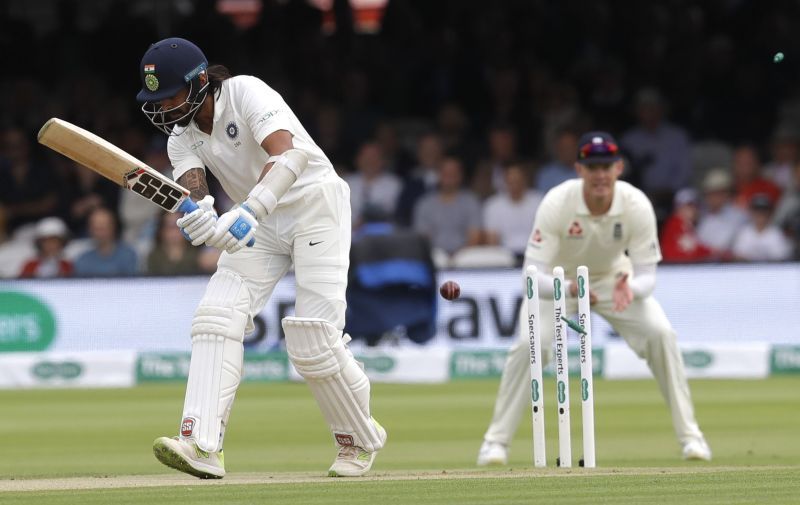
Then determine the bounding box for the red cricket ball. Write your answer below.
[439,280,461,300]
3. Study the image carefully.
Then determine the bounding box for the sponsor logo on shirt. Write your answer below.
[256,109,281,125]
[568,221,583,238]
[190,140,204,150]
[613,222,623,240]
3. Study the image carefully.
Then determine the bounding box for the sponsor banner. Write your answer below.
[0,351,136,388]
[603,343,770,379]
[450,348,604,379]
[2,262,799,353]
[770,345,800,374]
[137,352,290,382]
[0,291,57,352]
[287,346,450,383]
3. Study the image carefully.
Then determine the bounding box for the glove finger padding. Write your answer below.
[208,206,258,253]
[177,208,204,228]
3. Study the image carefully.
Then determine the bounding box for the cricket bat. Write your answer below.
[37,118,198,214]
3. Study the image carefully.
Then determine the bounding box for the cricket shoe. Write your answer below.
[328,419,387,477]
[153,436,226,479]
[477,440,508,466]
[682,437,712,461]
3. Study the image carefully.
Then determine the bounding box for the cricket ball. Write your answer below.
[439,280,461,300]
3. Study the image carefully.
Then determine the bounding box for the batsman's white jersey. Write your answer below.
[483,179,705,450]
[169,75,336,204]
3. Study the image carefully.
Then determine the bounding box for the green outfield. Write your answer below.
[1,377,799,504]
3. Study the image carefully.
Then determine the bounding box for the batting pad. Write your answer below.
[283,317,385,452]
[182,270,250,453]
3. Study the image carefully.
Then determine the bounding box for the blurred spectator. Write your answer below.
[73,207,138,277]
[731,194,793,262]
[620,88,692,223]
[313,103,348,167]
[660,188,713,263]
[395,132,445,226]
[413,157,482,256]
[472,124,518,199]
[436,103,475,167]
[763,127,799,188]
[374,121,413,177]
[536,128,578,193]
[732,145,782,209]
[146,212,203,276]
[51,157,121,236]
[773,161,800,256]
[0,127,59,235]
[696,168,749,258]
[345,206,437,347]
[483,163,542,262]
[18,217,73,278]
[344,142,402,227]
[120,145,169,259]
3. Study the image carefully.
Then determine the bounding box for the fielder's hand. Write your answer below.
[176,195,217,246]
[207,204,258,253]
[613,273,633,312]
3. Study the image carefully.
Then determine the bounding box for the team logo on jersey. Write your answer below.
[568,221,583,237]
[532,228,542,243]
[226,121,239,140]
[613,222,623,240]
[145,73,159,91]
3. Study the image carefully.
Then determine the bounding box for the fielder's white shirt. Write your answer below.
[524,179,662,277]
[169,75,334,204]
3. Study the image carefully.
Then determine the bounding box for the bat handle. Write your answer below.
[177,199,199,213]
[177,198,255,248]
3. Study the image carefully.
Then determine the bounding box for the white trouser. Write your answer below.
[217,176,351,329]
[483,274,704,447]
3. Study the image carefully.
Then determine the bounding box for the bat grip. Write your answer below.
[177,199,255,248]
[177,199,198,213]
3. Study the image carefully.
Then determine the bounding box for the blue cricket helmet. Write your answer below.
[136,37,208,103]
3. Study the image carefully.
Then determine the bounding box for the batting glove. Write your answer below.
[176,195,217,246]
[207,203,258,254]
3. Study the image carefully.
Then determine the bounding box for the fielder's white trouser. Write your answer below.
[483,274,704,448]
[181,176,355,451]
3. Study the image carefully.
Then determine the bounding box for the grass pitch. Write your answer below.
[0,377,798,504]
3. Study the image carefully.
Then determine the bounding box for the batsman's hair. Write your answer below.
[208,64,233,97]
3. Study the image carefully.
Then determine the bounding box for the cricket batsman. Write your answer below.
[136,37,386,478]
[477,131,711,465]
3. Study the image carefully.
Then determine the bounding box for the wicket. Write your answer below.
[524,265,596,468]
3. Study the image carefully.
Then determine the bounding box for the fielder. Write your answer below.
[136,38,385,479]
[477,131,711,465]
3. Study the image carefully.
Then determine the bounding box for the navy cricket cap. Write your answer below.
[136,38,208,102]
[576,131,622,164]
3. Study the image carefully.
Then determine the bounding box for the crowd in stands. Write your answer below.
[2,0,800,279]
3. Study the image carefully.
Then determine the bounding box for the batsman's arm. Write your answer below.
[241,130,307,221]
[176,167,211,202]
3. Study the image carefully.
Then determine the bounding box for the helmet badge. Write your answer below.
[144,64,159,91]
